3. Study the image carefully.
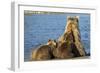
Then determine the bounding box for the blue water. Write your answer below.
[24,13,90,61]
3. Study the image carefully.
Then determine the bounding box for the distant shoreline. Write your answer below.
[24,11,68,15]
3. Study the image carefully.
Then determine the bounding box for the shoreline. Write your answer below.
[25,56,90,62]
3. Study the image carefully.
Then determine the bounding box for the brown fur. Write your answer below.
[31,45,51,61]
[31,39,56,61]
[53,41,73,59]
[58,16,86,56]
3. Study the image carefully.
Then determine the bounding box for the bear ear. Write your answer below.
[48,39,52,42]
[67,16,71,20]
[75,16,79,19]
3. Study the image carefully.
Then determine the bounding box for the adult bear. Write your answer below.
[58,16,86,57]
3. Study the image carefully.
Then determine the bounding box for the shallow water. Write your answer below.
[24,13,90,61]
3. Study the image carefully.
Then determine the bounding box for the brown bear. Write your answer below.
[58,16,86,57]
[31,39,57,61]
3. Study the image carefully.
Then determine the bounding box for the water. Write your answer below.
[24,13,90,61]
